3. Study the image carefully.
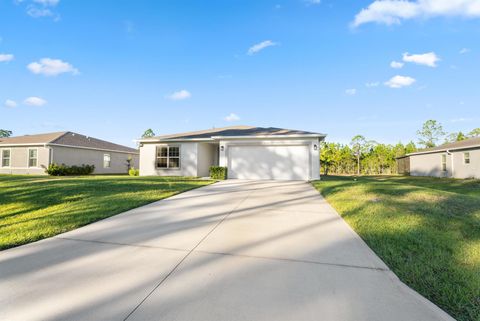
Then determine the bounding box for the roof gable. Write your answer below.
[0,131,138,153]
[407,136,480,156]
[0,131,67,145]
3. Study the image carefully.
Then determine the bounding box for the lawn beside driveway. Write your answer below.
[312,175,480,321]
[0,175,213,250]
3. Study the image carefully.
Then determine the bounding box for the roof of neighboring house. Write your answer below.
[0,131,138,153]
[406,136,480,156]
[142,125,326,141]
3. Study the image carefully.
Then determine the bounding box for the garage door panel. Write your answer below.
[228,145,309,180]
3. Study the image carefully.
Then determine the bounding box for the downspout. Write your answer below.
[446,149,454,178]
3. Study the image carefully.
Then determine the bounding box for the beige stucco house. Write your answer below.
[0,131,139,175]
[403,137,480,179]
[139,126,325,180]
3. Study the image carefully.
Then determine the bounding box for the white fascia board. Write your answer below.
[0,143,47,147]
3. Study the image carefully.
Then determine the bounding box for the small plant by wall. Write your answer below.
[45,163,95,176]
[129,167,140,176]
[210,166,227,180]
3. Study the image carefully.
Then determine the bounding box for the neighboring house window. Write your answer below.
[441,154,447,172]
[156,146,180,169]
[1,149,11,167]
[464,152,470,165]
[28,149,38,167]
[103,154,111,168]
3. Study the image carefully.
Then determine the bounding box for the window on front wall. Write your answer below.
[103,154,111,168]
[28,149,38,167]
[1,149,10,167]
[464,152,470,165]
[156,146,180,169]
[441,154,447,172]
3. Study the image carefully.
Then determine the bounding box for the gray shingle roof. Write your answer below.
[407,136,480,156]
[0,131,138,153]
[144,125,325,141]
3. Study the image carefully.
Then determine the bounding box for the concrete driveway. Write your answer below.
[0,180,454,321]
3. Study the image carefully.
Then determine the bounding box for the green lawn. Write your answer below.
[312,176,480,321]
[0,175,213,251]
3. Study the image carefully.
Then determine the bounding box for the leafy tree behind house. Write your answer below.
[468,128,480,138]
[0,129,12,138]
[417,119,446,148]
[445,131,468,143]
[141,129,155,138]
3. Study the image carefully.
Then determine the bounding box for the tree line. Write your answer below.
[320,120,480,176]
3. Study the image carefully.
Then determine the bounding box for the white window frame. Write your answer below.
[441,154,447,172]
[1,148,11,168]
[464,152,471,165]
[103,154,111,168]
[156,145,181,169]
[28,148,38,168]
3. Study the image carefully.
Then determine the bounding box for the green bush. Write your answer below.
[45,163,95,176]
[210,166,227,180]
[129,167,140,176]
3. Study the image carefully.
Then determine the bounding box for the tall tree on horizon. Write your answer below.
[350,135,367,175]
[417,120,446,148]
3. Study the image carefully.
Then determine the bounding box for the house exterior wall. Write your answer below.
[51,146,139,174]
[451,148,480,179]
[139,142,198,176]
[218,138,320,181]
[409,148,480,179]
[410,152,451,178]
[197,143,218,177]
[0,145,50,175]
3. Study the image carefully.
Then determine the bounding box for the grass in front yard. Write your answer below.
[312,176,480,321]
[0,175,213,250]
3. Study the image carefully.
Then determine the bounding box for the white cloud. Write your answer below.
[390,61,404,69]
[353,0,480,27]
[33,0,59,5]
[166,89,191,101]
[402,52,440,67]
[305,0,321,5]
[459,48,470,54]
[384,75,416,88]
[0,54,14,62]
[27,58,79,76]
[345,88,357,95]
[247,40,278,55]
[24,96,47,106]
[365,82,380,87]
[27,6,54,17]
[224,113,240,122]
[4,99,17,108]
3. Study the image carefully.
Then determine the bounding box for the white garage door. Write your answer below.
[228,145,310,180]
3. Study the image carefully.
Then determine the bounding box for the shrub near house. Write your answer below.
[45,163,95,176]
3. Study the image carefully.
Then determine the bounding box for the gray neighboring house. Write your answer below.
[139,125,325,181]
[0,131,139,175]
[402,137,480,179]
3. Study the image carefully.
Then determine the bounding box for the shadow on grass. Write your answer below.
[313,175,480,321]
[0,176,213,250]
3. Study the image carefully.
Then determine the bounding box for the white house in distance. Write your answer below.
[0,131,139,175]
[139,126,325,180]
[402,136,480,179]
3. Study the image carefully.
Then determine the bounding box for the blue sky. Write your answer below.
[1,0,479,147]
